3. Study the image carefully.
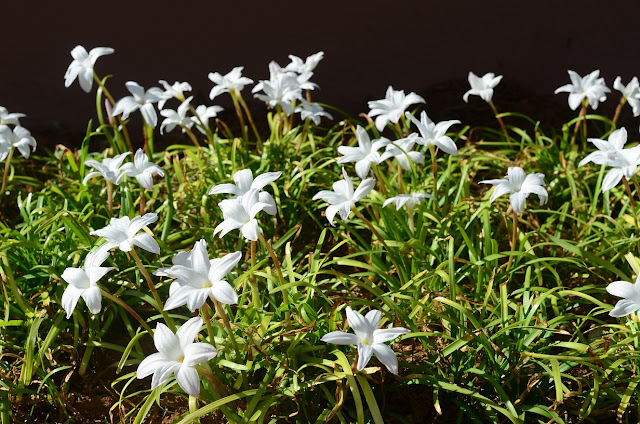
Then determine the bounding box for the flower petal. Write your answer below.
[175,365,200,397]
[372,344,400,374]
[356,343,374,371]
[320,331,359,345]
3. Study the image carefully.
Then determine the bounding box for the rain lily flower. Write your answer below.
[312,168,375,226]
[112,81,165,128]
[252,67,302,115]
[64,45,114,93]
[337,126,389,179]
[158,240,241,310]
[61,248,113,318]
[380,135,425,170]
[613,77,640,117]
[192,104,223,134]
[158,80,192,109]
[463,72,503,103]
[137,317,217,397]
[295,99,332,125]
[120,149,165,190]
[383,193,434,211]
[83,152,130,185]
[0,107,25,126]
[321,306,409,374]
[367,86,425,132]
[579,128,640,191]
[208,66,254,100]
[0,125,37,160]
[208,169,281,216]
[90,213,160,254]
[607,274,640,317]
[479,167,548,214]
[405,111,460,155]
[160,97,194,134]
[285,51,324,74]
[214,189,269,241]
[555,70,610,110]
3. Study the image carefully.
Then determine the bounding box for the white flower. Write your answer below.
[285,51,324,74]
[213,189,269,241]
[0,107,25,126]
[90,213,160,254]
[160,97,194,134]
[83,152,130,185]
[607,274,640,317]
[112,81,165,128]
[579,128,640,191]
[208,67,254,100]
[252,66,302,115]
[137,317,217,397]
[463,72,503,103]
[120,149,165,190]
[294,99,332,125]
[405,111,460,155]
[554,70,610,110]
[383,193,434,211]
[158,240,241,311]
[64,45,114,93]
[158,80,192,109]
[321,306,409,374]
[379,135,425,170]
[479,167,548,214]
[61,248,113,318]
[614,77,640,117]
[192,104,223,134]
[208,169,281,216]
[368,86,425,132]
[0,125,37,160]
[312,168,375,226]
[336,126,388,179]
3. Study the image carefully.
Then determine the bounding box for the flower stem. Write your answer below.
[429,144,438,195]
[202,304,216,344]
[129,248,176,331]
[371,164,388,196]
[0,147,14,196]
[258,233,289,306]
[229,91,248,142]
[612,96,627,126]
[214,300,241,358]
[250,240,261,309]
[622,176,639,232]
[93,72,134,152]
[107,181,114,216]
[351,206,406,284]
[185,127,204,155]
[488,100,510,143]
[100,289,153,334]
[139,190,146,215]
[236,92,262,148]
[407,207,415,233]
[506,209,518,274]
[571,100,588,148]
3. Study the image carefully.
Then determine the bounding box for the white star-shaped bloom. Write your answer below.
[312,168,375,226]
[614,77,640,117]
[479,167,548,214]
[208,169,281,216]
[112,81,165,128]
[555,70,610,110]
[368,86,425,132]
[64,45,114,93]
[294,99,332,125]
[158,80,192,109]
[160,97,194,134]
[337,126,389,179]
[380,135,425,170]
[321,306,409,374]
[208,67,254,100]
[83,152,130,185]
[0,107,25,126]
[90,213,160,254]
[213,189,269,241]
[137,317,217,397]
[405,111,460,155]
[383,193,434,211]
[463,72,503,103]
[0,125,37,160]
[120,149,164,190]
[61,248,113,318]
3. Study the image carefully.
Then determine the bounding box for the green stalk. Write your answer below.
[129,249,175,331]
[236,92,262,148]
[0,252,33,314]
[101,289,153,334]
[0,148,14,196]
[214,300,241,359]
[250,240,260,309]
[258,233,289,306]
[488,100,510,143]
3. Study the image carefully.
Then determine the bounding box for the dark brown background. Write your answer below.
[2,0,639,145]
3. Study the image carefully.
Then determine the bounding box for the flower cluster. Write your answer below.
[84,148,164,189]
[0,107,36,162]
